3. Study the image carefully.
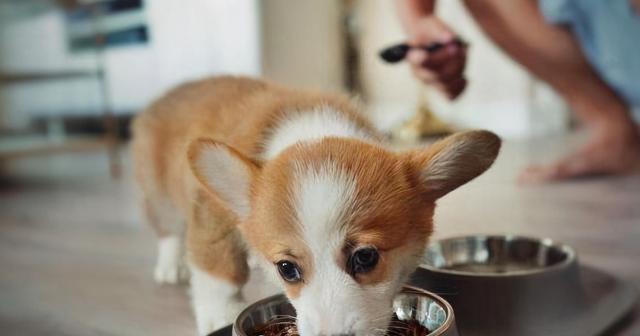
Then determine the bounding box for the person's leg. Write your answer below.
[462,0,640,182]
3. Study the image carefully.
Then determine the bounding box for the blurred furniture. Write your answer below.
[0,0,121,177]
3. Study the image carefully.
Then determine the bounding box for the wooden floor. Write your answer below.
[0,132,638,336]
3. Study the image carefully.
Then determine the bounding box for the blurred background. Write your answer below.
[0,1,637,335]
[0,0,569,164]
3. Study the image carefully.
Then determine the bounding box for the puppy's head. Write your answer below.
[189,130,500,336]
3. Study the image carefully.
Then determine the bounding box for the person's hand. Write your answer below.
[406,16,467,99]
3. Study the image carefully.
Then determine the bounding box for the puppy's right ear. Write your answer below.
[188,138,260,220]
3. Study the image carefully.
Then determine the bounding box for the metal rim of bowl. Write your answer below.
[233,294,289,336]
[233,285,456,336]
[401,285,456,336]
[419,234,577,278]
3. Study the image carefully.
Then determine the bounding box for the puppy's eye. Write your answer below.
[276,260,302,283]
[349,246,379,274]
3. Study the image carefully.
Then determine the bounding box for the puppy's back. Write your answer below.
[132,76,374,213]
[131,76,275,212]
[132,76,269,144]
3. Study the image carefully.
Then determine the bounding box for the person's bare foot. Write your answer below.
[519,124,640,184]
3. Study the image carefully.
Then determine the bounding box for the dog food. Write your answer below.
[388,314,432,336]
[252,314,431,336]
[252,317,297,336]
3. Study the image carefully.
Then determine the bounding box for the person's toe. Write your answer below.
[518,165,559,185]
[519,142,640,185]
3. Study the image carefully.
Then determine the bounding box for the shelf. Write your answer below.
[0,70,101,85]
[0,134,108,160]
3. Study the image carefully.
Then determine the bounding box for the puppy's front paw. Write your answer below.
[154,236,189,284]
[195,298,246,336]
[223,299,247,325]
[190,264,247,335]
[195,314,226,336]
[154,259,189,284]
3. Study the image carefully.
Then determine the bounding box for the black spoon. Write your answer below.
[379,38,466,64]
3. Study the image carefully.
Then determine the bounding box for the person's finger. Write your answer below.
[443,77,467,99]
[422,43,464,69]
[413,63,466,98]
[421,48,451,68]
[435,54,466,82]
[406,48,428,67]
[412,65,439,84]
[408,17,456,45]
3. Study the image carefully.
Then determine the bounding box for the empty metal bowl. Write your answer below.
[410,235,585,336]
[232,286,459,336]
[423,235,576,276]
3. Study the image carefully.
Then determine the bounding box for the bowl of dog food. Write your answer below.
[232,286,459,336]
[409,235,637,336]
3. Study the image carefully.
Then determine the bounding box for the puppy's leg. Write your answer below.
[143,197,189,284]
[189,261,246,335]
[155,234,190,284]
[133,129,189,284]
[187,196,249,335]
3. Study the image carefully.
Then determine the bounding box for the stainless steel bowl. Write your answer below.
[393,286,459,336]
[232,286,459,336]
[410,235,584,336]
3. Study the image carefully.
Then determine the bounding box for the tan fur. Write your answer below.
[245,138,434,295]
[132,75,501,303]
[132,76,379,286]
[239,133,500,297]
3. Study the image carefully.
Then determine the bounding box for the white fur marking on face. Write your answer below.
[189,263,246,336]
[262,106,375,159]
[196,145,252,219]
[288,165,400,336]
[294,164,357,238]
[292,164,357,335]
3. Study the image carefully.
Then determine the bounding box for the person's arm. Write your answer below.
[395,0,467,99]
[395,0,436,33]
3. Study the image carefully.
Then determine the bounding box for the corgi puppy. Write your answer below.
[132,76,500,336]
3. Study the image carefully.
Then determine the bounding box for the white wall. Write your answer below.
[260,0,346,93]
[0,0,260,129]
[354,0,421,132]
[0,10,100,128]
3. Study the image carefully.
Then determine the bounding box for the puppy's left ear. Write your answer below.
[404,130,501,200]
[188,138,260,220]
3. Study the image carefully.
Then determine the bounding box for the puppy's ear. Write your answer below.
[404,130,501,200]
[188,138,260,220]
